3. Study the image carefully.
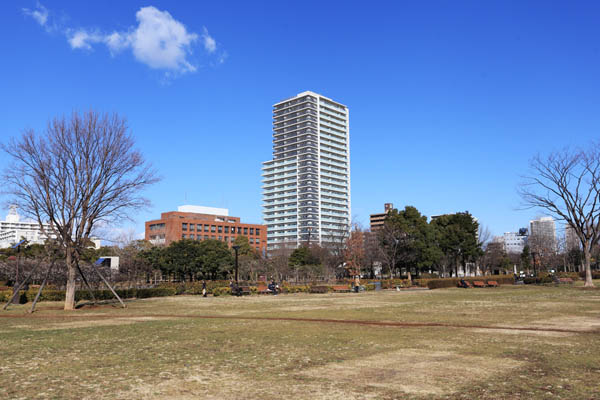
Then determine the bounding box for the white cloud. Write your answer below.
[202,27,216,53]
[23,2,49,27]
[127,6,199,72]
[25,4,224,76]
[67,29,104,50]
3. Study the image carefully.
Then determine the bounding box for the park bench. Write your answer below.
[486,280,499,287]
[232,285,251,296]
[310,285,329,294]
[256,284,272,294]
[473,281,486,288]
[558,278,574,284]
[332,285,351,293]
[457,280,473,288]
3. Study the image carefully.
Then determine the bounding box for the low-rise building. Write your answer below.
[0,206,56,248]
[145,205,267,252]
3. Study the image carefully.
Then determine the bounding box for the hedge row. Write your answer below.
[422,276,515,289]
[578,271,600,279]
[0,287,177,303]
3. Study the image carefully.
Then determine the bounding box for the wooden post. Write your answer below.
[29,260,56,313]
[92,264,126,308]
[3,259,41,310]
[75,261,97,304]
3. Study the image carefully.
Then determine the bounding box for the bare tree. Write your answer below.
[344,224,365,277]
[2,111,159,309]
[377,220,402,278]
[519,147,600,287]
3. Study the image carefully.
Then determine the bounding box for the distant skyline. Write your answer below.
[1,1,599,242]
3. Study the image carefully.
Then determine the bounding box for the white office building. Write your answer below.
[0,206,56,248]
[262,91,351,251]
[502,232,528,254]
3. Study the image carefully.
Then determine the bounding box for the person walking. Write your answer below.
[354,275,360,293]
[202,280,207,297]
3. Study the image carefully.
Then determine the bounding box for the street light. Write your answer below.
[232,245,240,286]
[531,251,538,277]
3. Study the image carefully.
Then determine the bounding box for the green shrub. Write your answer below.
[136,287,176,298]
[523,276,555,285]
[282,285,309,294]
[424,276,515,289]
[578,271,600,279]
[557,272,580,280]
[212,287,231,297]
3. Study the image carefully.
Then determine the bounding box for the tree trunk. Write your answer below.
[583,244,595,287]
[64,248,77,311]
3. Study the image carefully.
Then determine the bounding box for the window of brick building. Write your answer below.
[189,224,194,231]
[197,224,202,231]
[189,234,195,239]
[244,227,248,235]
[204,225,209,232]
[182,223,188,231]
[256,228,260,235]
[218,226,223,233]
[211,225,216,232]
[182,234,187,239]
[224,236,228,242]
[250,228,254,235]
[237,227,242,234]
[218,236,222,241]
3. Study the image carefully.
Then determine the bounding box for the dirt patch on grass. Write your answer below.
[471,328,572,337]
[529,316,600,332]
[13,316,174,331]
[118,369,357,400]
[300,349,523,396]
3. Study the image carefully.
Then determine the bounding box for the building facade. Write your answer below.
[262,91,351,251]
[529,216,557,252]
[145,205,267,252]
[0,206,56,248]
[565,224,580,251]
[501,231,528,254]
[370,203,394,231]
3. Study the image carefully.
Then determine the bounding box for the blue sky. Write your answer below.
[1,1,599,241]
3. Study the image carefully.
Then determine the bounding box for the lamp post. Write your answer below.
[531,251,538,277]
[232,245,240,285]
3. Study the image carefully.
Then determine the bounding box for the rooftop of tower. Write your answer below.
[272,91,347,109]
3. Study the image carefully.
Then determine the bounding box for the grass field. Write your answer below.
[1,283,599,399]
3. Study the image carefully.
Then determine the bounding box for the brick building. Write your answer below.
[145,205,267,252]
[370,203,394,231]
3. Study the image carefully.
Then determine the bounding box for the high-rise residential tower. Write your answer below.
[262,91,351,251]
[529,216,557,252]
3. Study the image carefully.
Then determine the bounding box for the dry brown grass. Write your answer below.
[1,284,599,399]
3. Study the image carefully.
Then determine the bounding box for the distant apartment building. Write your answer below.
[145,205,267,252]
[262,91,351,251]
[529,216,557,252]
[501,231,528,254]
[0,205,57,248]
[370,203,394,231]
[565,224,580,251]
